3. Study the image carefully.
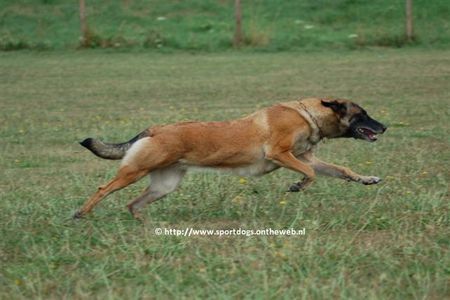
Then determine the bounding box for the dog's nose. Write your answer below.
[381,125,387,133]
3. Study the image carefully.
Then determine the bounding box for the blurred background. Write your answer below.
[1,0,449,51]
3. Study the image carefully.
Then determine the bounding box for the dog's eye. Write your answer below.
[350,114,359,121]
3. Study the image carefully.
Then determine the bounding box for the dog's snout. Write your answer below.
[381,125,387,133]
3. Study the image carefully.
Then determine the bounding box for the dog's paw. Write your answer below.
[288,183,302,192]
[361,176,381,185]
[73,211,83,219]
[128,205,145,223]
[131,211,145,222]
[288,179,311,192]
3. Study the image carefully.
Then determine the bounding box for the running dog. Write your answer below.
[74,97,387,219]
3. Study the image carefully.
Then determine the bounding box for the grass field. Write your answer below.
[0,49,449,298]
[1,0,450,51]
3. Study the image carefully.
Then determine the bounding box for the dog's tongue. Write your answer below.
[363,128,377,141]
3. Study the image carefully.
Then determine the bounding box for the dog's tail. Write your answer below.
[79,130,149,160]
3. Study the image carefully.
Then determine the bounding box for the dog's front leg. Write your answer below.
[267,151,316,192]
[300,152,381,185]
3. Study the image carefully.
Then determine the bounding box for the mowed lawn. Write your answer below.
[0,49,449,299]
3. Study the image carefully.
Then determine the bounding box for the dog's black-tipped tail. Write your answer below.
[80,130,149,160]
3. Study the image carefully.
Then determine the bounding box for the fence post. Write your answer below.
[233,0,243,47]
[405,0,414,42]
[79,0,88,46]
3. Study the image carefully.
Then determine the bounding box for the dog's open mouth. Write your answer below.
[357,127,378,142]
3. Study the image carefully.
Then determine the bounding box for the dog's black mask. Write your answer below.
[322,99,387,142]
[344,109,387,142]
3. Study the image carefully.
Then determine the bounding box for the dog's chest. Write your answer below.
[292,138,315,157]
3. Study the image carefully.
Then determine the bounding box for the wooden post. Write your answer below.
[79,0,88,46]
[405,0,414,42]
[233,0,243,47]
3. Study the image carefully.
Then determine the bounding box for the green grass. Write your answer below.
[0,49,449,298]
[1,0,450,51]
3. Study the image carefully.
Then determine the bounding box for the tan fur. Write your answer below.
[75,97,381,220]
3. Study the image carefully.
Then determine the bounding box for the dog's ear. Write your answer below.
[321,99,347,116]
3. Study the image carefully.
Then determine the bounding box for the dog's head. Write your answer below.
[321,99,387,142]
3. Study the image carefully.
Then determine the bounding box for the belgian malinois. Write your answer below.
[75,97,387,220]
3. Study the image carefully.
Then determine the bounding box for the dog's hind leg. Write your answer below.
[127,165,186,220]
[73,166,148,218]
